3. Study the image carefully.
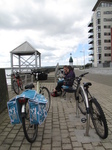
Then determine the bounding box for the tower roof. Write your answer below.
[10,41,40,55]
[69,56,73,63]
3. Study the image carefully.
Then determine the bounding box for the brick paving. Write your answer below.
[0,72,112,150]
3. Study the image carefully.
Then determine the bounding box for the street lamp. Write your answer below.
[80,50,85,71]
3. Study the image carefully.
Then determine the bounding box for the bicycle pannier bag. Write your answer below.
[29,94,48,125]
[7,98,22,124]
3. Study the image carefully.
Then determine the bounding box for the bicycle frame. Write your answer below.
[75,76,90,136]
[74,72,108,139]
[13,73,21,87]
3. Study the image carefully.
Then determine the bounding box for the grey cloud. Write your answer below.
[0,1,87,37]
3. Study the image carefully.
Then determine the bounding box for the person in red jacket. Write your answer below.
[51,65,75,97]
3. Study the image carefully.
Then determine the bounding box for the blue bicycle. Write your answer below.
[7,69,51,143]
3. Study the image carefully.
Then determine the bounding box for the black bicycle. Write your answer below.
[74,72,108,139]
[61,72,108,139]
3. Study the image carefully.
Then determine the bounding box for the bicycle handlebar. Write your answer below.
[75,72,89,82]
[79,72,89,78]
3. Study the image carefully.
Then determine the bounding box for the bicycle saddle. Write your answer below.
[25,83,35,89]
[83,82,92,88]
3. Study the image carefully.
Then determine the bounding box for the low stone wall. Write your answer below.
[0,69,9,113]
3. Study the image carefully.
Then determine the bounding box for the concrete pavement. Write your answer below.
[0,71,112,150]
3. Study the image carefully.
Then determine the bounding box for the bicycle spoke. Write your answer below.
[90,98,108,139]
[13,80,19,94]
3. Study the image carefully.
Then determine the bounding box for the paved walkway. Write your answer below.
[0,72,112,150]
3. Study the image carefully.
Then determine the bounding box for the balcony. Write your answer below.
[88,22,93,27]
[89,58,94,62]
[88,40,94,44]
[89,52,94,56]
[89,46,94,50]
[88,29,93,33]
[88,34,94,38]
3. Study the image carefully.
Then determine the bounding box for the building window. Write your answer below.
[97,54,101,60]
[97,40,101,45]
[97,26,101,31]
[104,18,112,22]
[104,25,111,28]
[104,53,111,57]
[97,33,101,38]
[104,40,111,43]
[104,47,111,50]
[97,47,101,53]
[104,32,111,36]
[101,2,112,7]
[97,11,101,17]
[97,19,101,24]
[104,11,112,14]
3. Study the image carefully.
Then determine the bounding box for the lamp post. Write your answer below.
[80,50,85,71]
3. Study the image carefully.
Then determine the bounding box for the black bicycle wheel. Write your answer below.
[90,98,108,139]
[78,87,86,115]
[19,79,23,90]
[22,102,38,143]
[40,87,51,113]
[12,80,19,94]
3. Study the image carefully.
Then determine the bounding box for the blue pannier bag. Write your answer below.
[28,94,48,125]
[16,89,37,100]
[7,89,37,125]
[7,90,48,125]
[7,98,22,124]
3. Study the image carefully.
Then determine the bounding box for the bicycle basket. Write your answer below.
[28,94,48,125]
[38,72,48,80]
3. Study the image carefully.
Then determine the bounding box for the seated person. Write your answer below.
[51,65,75,97]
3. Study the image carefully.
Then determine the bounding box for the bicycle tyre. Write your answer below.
[12,80,19,94]
[19,79,23,90]
[22,102,38,143]
[40,87,51,113]
[78,87,86,115]
[90,98,108,139]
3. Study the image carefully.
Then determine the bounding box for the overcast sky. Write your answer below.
[0,0,97,67]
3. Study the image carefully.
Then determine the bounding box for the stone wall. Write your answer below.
[0,69,9,113]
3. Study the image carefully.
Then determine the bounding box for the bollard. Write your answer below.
[0,69,9,113]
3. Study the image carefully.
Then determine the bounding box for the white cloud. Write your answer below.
[0,0,97,67]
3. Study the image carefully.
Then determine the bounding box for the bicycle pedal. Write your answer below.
[81,118,87,123]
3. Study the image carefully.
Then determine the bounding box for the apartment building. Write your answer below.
[88,0,112,67]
